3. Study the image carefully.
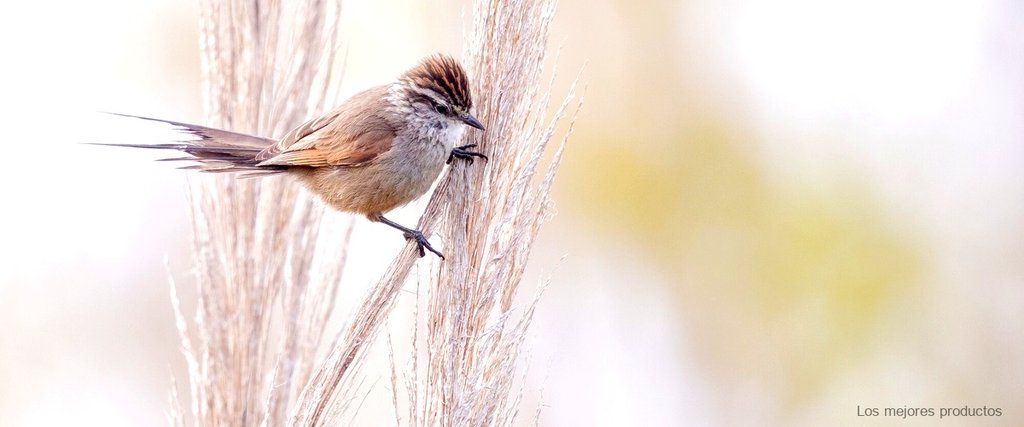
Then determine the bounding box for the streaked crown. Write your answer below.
[400,54,473,111]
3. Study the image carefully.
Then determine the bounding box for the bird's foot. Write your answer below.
[403,230,444,259]
[447,144,488,165]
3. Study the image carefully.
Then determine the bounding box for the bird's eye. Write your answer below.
[434,104,450,115]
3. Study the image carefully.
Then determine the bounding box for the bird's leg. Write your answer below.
[373,214,444,259]
[447,144,488,165]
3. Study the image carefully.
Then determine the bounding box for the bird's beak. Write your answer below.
[461,114,485,130]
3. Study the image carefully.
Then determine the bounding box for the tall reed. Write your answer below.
[172,0,579,425]
[170,1,346,425]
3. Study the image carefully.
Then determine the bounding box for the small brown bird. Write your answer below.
[98,54,486,258]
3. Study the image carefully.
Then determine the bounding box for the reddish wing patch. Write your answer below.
[256,86,395,168]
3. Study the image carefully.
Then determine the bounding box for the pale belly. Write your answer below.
[297,141,449,217]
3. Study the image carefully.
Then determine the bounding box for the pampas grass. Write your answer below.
[171,0,580,425]
[170,0,345,425]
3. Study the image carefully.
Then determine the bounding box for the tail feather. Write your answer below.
[93,113,286,173]
[155,156,198,162]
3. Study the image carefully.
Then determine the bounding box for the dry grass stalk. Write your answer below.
[291,0,582,425]
[169,0,577,425]
[170,0,346,426]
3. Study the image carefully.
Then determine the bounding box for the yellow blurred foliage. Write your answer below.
[562,116,921,413]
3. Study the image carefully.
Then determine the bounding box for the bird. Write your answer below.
[95,54,487,258]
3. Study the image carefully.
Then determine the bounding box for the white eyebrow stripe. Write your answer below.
[410,86,449,106]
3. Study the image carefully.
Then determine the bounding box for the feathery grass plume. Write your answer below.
[291,0,582,424]
[170,0,346,426]
[170,0,577,424]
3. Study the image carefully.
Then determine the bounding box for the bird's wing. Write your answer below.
[256,86,395,168]
[257,128,395,168]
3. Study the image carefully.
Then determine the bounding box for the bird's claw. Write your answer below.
[448,144,488,165]
[403,230,444,259]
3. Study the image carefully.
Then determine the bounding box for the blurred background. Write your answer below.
[1,0,1022,425]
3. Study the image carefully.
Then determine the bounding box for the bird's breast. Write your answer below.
[299,133,452,215]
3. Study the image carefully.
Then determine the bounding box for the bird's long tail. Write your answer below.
[91,113,285,175]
